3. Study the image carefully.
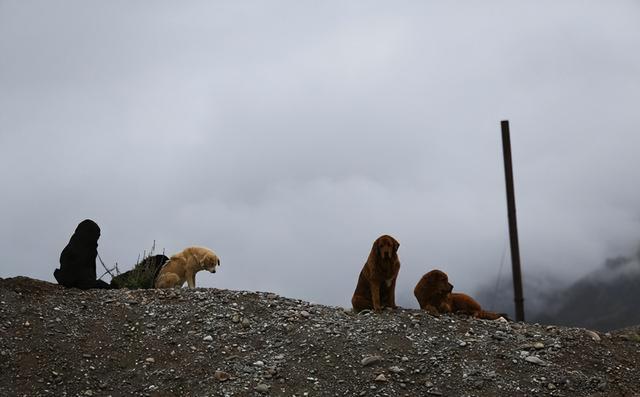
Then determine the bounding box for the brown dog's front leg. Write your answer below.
[423,304,440,316]
[438,301,452,314]
[387,278,398,309]
[370,282,382,312]
[186,273,196,288]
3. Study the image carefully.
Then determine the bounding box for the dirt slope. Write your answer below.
[1,277,639,396]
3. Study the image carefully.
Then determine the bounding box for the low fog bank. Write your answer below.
[474,244,640,332]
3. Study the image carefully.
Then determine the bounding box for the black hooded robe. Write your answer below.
[53,219,110,289]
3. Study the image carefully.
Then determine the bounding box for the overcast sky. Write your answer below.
[1,1,639,310]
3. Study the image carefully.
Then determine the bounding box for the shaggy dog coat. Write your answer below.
[414,269,503,320]
[351,235,401,313]
[154,246,220,289]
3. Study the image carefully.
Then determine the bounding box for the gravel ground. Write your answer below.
[1,276,639,397]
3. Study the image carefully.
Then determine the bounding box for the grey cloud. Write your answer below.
[1,1,639,310]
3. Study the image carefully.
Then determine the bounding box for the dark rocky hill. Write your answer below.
[534,258,640,332]
[1,277,639,396]
[475,250,640,332]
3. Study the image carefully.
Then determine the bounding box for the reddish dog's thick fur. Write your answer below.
[414,269,503,320]
[413,269,453,314]
[351,235,401,313]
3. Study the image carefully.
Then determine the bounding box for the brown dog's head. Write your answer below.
[373,235,399,260]
[199,251,221,273]
[422,269,453,297]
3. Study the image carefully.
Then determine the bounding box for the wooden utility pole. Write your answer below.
[501,120,525,322]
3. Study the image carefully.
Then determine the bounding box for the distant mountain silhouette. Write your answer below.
[475,246,640,332]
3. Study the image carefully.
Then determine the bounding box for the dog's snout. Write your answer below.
[448,283,453,292]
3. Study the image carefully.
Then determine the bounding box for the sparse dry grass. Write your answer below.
[109,241,167,289]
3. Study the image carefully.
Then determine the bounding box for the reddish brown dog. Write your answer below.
[351,235,401,313]
[414,269,503,320]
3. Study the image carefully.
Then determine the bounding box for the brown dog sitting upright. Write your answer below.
[351,235,401,313]
[414,269,504,320]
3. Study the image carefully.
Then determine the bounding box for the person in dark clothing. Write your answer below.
[54,219,110,289]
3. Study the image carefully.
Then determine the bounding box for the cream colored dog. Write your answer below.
[154,246,220,289]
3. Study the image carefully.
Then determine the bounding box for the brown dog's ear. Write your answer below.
[372,238,380,255]
[389,235,399,251]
